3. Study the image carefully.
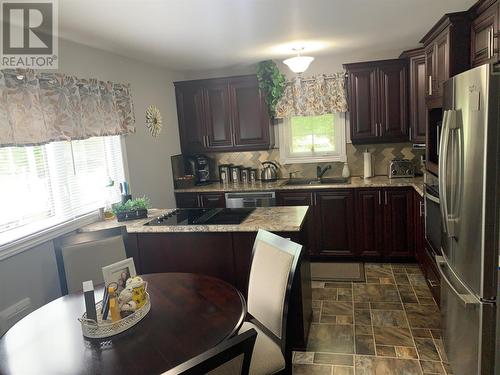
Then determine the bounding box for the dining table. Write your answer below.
[0,273,246,375]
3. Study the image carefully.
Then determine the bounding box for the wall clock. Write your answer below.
[145,105,162,137]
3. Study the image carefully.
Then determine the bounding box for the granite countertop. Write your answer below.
[175,176,424,197]
[79,206,309,234]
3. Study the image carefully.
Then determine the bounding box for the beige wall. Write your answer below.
[58,39,184,208]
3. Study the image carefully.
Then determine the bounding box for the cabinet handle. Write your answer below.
[488,29,492,59]
[428,75,433,96]
[420,201,424,217]
[378,191,382,206]
[384,191,388,205]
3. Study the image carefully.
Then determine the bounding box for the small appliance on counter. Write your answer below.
[218,164,232,183]
[240,167,251,183]
[260,161,280,182]
[388,159,415,178]
[230,165,242,183]
[249,169,257,183]
[185,155,214,185]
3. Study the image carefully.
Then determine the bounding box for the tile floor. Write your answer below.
[292,263,451,375]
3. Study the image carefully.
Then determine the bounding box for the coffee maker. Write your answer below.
[186,155,212,184]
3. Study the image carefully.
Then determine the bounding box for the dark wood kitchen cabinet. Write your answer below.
[276,191,316,255]
[276,190,356,257]
[175,192,225,208]
[175,192,200,208]
[229,77,272,148]
[355,189,384,258]
[175,85,206,153]
[414,192,425,263]
[470,0,499,67]
[314,190,356,257]
[344,59,409,144]
[204,81,233,149]
[175,75,273,154]
[420,12,471,107]
[383,188,415,259]
[400,48,427,144]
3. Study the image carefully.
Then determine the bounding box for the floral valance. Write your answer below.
[275,73,348,118]
[0,69,136,147]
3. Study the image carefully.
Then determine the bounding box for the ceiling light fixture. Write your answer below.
[283,48,314,74]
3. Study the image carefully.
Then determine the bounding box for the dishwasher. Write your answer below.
[225,191,276,208]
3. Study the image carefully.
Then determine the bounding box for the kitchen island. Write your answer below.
[80,206,312,353]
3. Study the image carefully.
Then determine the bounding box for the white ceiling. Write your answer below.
[59,0,477,72]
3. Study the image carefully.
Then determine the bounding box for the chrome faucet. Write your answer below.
[317,165,331,178]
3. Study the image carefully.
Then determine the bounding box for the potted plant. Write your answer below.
[112,196,151,222]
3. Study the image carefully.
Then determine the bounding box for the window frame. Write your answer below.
[0,136,127,258]
[278,112,347,164]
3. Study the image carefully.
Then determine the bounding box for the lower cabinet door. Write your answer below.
[175,193,200,208]
[276,191,316,255]
[383,188,415,259]
[355,189,384,258]
[314,190,356,257]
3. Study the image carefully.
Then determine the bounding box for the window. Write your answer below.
[279,113,346,164]
[0,136,125,245]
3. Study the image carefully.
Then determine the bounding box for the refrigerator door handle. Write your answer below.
[435,255,478,307]
[438,110,450,235]
[446,110,460,238]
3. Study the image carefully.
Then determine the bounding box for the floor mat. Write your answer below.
[310,262,365,282]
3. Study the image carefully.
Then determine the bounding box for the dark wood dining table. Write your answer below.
[0,273,246,375]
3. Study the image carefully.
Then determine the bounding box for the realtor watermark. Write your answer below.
[1,0,58,69]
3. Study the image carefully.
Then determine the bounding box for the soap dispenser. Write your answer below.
[342,162,351,178]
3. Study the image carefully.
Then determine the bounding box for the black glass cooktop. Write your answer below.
[144,208,255,226]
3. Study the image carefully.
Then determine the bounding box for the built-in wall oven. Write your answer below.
[424,172,442,257]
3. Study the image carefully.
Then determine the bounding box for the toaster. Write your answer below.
[388,159,415,178]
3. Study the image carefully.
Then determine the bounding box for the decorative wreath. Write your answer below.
[145,105,162,137]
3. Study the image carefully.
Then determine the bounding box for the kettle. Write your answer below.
[260,161,280,182]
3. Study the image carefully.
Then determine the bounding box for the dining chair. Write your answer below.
[54,226,128,295]
[238,229,302,375]
[163,328,257,375]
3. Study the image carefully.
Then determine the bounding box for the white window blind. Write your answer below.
[279,113,347,164]
[0,136,125,245]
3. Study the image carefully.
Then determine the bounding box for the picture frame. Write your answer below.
[102,258,137,292]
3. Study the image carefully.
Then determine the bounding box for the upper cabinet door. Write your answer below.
[471,2,499,67]
[410,55,427,143]
[347,67,379,143]
[434,32,450,99]
[229,76,272,149]
[175,84,206,154]
[204,82,233,149]
[378,61,408,141]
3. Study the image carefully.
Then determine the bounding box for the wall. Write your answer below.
[179,47,424,181]
[58,39,184,208]
[0,39,184,334]
[203,143,424,180]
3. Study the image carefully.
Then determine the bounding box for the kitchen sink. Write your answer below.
[285,177,349,186]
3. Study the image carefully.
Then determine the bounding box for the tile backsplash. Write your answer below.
[201,143,424,179]
[171,143,425,182]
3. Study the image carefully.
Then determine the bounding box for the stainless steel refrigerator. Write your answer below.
[436,63,500,375]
